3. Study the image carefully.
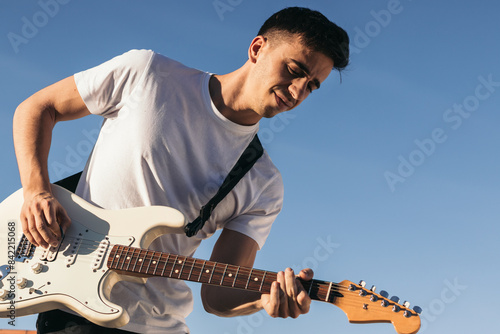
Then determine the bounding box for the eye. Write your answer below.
[287,65,301,77]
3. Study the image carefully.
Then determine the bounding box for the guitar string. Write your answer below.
[29,235,351,293]
[24,236,415,311]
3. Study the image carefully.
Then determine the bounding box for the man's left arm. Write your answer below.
[200,228,313,318]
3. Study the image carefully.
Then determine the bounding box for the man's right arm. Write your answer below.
[13,75,91,248]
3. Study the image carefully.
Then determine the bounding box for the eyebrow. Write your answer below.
[289,58,321,90]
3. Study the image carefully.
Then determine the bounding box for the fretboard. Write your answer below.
[107,245,343,302]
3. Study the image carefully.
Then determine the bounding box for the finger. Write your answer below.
[21,210,38,247]
[295,269,313,314]
[298,268,314,281]
[57,205,72,235]
[284,268,301,318]
[276,271,288,318]
[45,203,62,246]
[295,280,311,314]
[28,211,49,248]
[263,281,281,317]
[33,210,55,249]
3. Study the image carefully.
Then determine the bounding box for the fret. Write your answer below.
[179,257,195,280]
[232,266,240,288]
[208,261,216,284]
[123,246,133,271]
[247,270,265,292]
[198,261,215,284]
[245,268,253,289]
[150,250,161,276]
[234,266,251,290]
[326,282,332,302]
[220,264,228,285]
[137,249,147,274]
[160,253,170,277]
[212,262,226,285]
[117,246,125,268]
[178,256,187,279]
[186,258,195,281]
[108,246,119,268]
[220,264,237,287]
[197,260,206,282]
[169,255,179,277]
[131,248,142,273]
[153,251,162,276]
[259,271,267,292]
[144,250,154,275]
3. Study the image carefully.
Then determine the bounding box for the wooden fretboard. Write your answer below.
[107,245,343,303]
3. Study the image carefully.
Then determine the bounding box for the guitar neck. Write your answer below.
[107,245,342,303]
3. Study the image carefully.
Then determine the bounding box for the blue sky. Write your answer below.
[1,0,499,333]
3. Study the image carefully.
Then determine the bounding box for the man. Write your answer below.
[13,7,349,334]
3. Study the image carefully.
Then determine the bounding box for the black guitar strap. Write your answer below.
[54,171,82,192]
[54,135,264,237]
[184,134,263,237]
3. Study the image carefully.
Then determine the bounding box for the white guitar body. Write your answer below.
[0,184,186,328]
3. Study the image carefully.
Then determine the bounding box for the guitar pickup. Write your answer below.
[64,237,82,267]
[91,239,110,271]
[39,244,60,262]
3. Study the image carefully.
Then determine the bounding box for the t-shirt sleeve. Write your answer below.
[224,171,284,250]
[74,49,154,118]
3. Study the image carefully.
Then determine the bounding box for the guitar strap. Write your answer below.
[54,134,264,237]
[54,171,82,193]
[184,134,263,237]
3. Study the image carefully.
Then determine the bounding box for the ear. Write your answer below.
[248,36,267,63]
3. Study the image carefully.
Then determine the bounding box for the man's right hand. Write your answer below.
[13,75,89,249]
[21,191,71,249]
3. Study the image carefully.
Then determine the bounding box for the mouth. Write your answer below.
[274,92,293,111]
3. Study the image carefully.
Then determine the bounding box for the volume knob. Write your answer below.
[0,289,9,301]
[31,262,43,274]
[16,277,28,289]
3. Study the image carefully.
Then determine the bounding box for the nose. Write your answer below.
[288,78,310,102]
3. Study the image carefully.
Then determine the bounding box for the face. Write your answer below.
[248,35,334,119]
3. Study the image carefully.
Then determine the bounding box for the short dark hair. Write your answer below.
[258,7,350,72]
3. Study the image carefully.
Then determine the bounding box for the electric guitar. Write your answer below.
[0,185,421,333]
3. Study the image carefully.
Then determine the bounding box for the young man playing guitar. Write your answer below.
[12,7,349,333]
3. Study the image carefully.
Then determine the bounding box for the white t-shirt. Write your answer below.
[73,49,283,333]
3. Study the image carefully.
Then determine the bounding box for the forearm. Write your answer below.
[201,284,263,317]
[13,98,56,197]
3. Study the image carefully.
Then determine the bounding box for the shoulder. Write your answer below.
[249,150,284,198]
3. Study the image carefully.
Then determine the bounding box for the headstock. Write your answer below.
[332,280,421,334]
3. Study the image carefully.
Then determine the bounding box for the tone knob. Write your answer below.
[31,262,43,274]
[16,277,28,289]
[0,289,9,301]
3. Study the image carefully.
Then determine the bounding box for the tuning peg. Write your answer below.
[403,301,410,308]
[370,285,376,292]
[413,306,423,314]
[380,290,389,298]
[390,296,400,304]
[359,280,366,288]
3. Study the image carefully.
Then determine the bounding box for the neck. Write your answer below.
[209,67,262,126]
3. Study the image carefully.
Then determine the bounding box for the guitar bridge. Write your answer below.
[14,234,36,262]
